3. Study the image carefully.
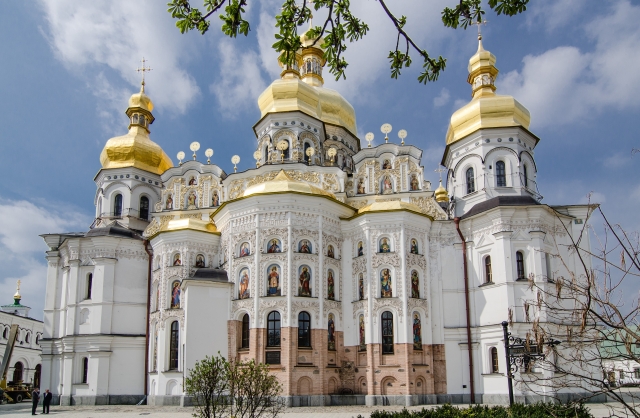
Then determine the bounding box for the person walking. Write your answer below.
[42,389,52,414]
[31,387,40,415]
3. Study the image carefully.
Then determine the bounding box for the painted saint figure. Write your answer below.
[411,270,420,298]
[267,265,281,296]
[382,176,393,193]
[410,175,420,191]
[359,315,366,351]
[357,179,365,194]
[327,245,335,258]
[299,240,311,254]
[187,191,197,207]
[413,313,422,350]
[165,194,173,210]
[382,159,392,169]
[212,191,220,207]
[379,238,391,253]
[327,270,335,300]
[358,273,364,300]
[188,176,197,186]
[410,239,419,254]
[299,266,311,297]
[380,269,392,298]
[328,313,336,351]
[195,254,205,268]
[173,253,182,266]
[267,239,281,253]
[171,281,181,308]
[239,242,250,257]
[357,241,364,257]
[239,268,250,299]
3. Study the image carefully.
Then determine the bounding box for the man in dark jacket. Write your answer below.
[31,388,40,415]
[42,389,52,414]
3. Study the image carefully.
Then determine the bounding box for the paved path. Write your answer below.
[0,402,633,418]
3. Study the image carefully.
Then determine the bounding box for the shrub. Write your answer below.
[364,403,593,418]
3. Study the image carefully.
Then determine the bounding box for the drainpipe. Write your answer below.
[143,239,153,400]
[454,217,475,404]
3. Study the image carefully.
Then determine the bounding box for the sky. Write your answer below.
[0,0,639,320]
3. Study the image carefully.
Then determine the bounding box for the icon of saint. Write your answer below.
[239,269,250,299]
[171,282,181,308]
[380,238,390,253]
[413,313,422,350]
[380,269,392,298]
[195,254,205,268]
[327,245,335,258]
[411,270,420,298]
[165,194,173,210]
[173,253,182,266]
[410,239,419,254]
[327,270,335,300]
[299,266,311,297]
[267,239,281,253]
[240,243,250,257]
[267,266,280,296]
[357,242,364,257]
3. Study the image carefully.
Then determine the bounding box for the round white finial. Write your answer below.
[277,140,289,162]
[231,155,240,172]
[398,129,407,145]
[177,151,185,165]
[327,147,337,164]
[253,150,262,167]
[205,148,213,164]
[381,123,392,142]
[190,141,200,160]
[365,132,374,148]
[306,147,315,156]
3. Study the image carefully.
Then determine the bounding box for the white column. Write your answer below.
[400,224,409,341]
[286,212,293,326]
[253,214,261,328]
[318,215,324,322]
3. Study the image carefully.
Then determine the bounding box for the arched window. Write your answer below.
[140,196,150,220]
[114,194,123,217]
[496,161,506,187]
[241,314,250,349]
[485,256,493,283]
[25,333,30,343]
[2,327,7,339]
[516,251,525,280]
[86,273,93,300]
[267,311,281,347]
[82,357,89,383]
[298,311,311,348]
[283,140,290,160]
[35,335,40,345]
[304,142,311,163]
[169,321,179,370]
[466,167,475,194]
[12,362,23,383]
[523,165,528,188]
[381,311,394,354]
[34,364,41,389]
[490,347,499,373]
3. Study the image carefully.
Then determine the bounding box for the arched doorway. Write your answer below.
[12,362,23,383]
[34,364,41,388]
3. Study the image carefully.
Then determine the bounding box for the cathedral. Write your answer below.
[39,33,591,406]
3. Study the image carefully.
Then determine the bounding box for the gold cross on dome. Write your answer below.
[16,279,21,292]
[136,57,152,86]
[470,19,488,39]
[434,166,447,182]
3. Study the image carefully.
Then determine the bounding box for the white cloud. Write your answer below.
[433,88,450,108]
[38,0,201,118]
[209,41,267,118]
[525,0,585,32]
[500,0,640,129]
[0,199,90,320]
[603,152,633,169]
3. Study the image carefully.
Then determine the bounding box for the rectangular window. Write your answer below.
[265,351,281,365]
[634,369,640,379]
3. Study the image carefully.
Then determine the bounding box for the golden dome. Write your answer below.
[435,181,449,203]
[242,170,336,199]
[100,85,173,175]
[445,37,531,145]
[356,200,431,218]
[258,29,357,134]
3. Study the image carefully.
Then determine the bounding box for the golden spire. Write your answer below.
[467,28,498,99]
[136,57,152,92]
[13,279,21,301]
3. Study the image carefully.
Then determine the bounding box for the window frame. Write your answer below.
[490,347,499,373]
[495,161,507,187]
[484,256,493,283]
[297,311,312,348]
[82,357,89,384]
[241,314,250,349]
[139,195,150,220]
[523,165,529,188]
[381,311,394,354]
[86,273,93,300]
[169,321,179,370]
[465,167,475,194]
[266,311,281,347]
[113,193,123,217]
[516,251,525,280]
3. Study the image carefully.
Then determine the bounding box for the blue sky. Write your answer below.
[1,0,638,320]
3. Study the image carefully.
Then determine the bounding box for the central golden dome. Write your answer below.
[242,170,336,199]
[258,29,357,134]
[100,85,173,175]
[446,37,531,145]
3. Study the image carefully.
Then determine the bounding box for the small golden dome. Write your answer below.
[435,181,449,203]
[100,85,173,175]
[242,170,336,199]
[445,37,531,145]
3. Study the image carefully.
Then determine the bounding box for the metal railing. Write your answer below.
[98,208,149,221]
[452,172,542,201]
